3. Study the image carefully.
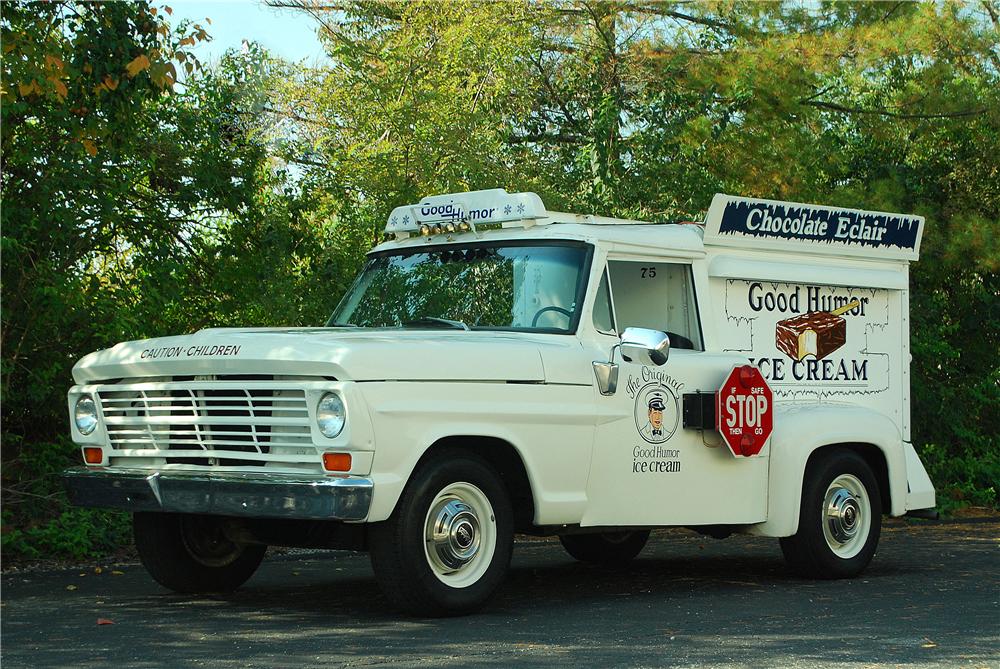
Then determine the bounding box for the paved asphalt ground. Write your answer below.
[2,519,997,668]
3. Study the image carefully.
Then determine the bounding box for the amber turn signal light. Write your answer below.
[322,452,352,472]
[83,447,103,465]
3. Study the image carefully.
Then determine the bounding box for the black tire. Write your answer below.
[559,530,651,565]
[133,512,266,593]
[369,451,514,616]
[780,450,882,579]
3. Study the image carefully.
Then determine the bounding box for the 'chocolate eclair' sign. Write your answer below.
[704,194,924,261]
[720,280,893,400]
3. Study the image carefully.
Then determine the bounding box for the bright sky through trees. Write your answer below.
[167,0,327,64]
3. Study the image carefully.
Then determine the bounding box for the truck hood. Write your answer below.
[71,327,570,384]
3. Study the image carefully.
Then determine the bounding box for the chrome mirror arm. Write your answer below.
[593,343,621,397]
[593,329,668,396]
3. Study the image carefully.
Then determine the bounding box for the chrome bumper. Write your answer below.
[62,468,373,521]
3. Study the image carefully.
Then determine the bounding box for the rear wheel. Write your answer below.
[133,513,266,593]
[560,530,650,565]
[369,451,513,616]
[780,450,882,578]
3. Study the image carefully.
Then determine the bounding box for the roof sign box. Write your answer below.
[386,189,548,234]
[703,194,924,262]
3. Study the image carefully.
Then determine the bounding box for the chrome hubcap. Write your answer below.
[822,474,871,559]
[427,499,481,570]
[423,482,496,588]
[826,487,861,543]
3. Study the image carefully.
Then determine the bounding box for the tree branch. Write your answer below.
[528,54,586,133]
[507,131,584,145]
[882,2,906,22]
[288,155,333,168]
[639,46,729,59]
[981,0,1000,71]
[629,5,733,32]
[802,99,988,120]
[262,105,325,126]
[265,0,402,21]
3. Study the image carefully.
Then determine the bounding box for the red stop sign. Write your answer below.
[716,365,773,457]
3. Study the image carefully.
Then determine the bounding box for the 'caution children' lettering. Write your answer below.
[139,345,242,360]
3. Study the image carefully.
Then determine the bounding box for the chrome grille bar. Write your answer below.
[94,383,316,468]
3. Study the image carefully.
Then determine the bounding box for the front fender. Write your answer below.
[358,381,595,524]
[748,403,906,537]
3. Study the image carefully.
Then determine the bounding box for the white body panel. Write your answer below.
[72,329,548,384]
[69,191,935,534]
[359,381,594,524]
[582,351,769,527]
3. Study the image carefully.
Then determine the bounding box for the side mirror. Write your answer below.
[620,327,670,367]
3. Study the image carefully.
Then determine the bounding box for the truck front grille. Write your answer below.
[96,383,315,469]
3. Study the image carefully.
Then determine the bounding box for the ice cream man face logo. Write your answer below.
[775,300,860,361]
[633,382,679,444]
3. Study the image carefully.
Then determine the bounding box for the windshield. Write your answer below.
[329,242,592,333]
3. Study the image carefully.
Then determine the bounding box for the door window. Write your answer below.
[606,260,703,350]
[592,270,616,335]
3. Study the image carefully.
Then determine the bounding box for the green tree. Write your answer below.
[0,4,331,557]
[2,1,211,444]
[276,0,998,508]
[3,0,997,560]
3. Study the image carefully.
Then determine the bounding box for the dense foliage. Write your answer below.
[271,0,999,510]
[2,0,997,560]
[0,2,369,558]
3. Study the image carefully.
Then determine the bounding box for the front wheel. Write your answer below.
[560,530,650,565]
[780,450,882,579]
[133,513,266,593]
[369,452,514,616]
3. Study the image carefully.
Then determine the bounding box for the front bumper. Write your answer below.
[62,468,373,521]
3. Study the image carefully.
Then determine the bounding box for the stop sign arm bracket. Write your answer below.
[682,392,716,430]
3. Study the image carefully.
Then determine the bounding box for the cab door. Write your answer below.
[581,258,769,527]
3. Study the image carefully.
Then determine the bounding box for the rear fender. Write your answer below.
[747,404,906,537]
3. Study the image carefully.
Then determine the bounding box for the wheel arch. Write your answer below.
[804,442,891,514]
[748,404,906,538]
[392,435,536,532]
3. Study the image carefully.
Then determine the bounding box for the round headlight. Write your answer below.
[75,395,98,435]
[317,392,346,438]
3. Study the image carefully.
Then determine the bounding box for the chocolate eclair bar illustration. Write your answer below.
[775,300,860,361]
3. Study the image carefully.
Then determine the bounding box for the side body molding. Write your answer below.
[747,403,906,538]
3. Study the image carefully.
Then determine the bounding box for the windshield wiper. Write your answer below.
[401,317,470,330]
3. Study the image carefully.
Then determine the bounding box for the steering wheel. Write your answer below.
[531,306,573,328]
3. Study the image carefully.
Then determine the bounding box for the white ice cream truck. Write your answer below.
[64,189,936,615]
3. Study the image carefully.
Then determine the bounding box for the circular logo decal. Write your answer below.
[634,382,679,444]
